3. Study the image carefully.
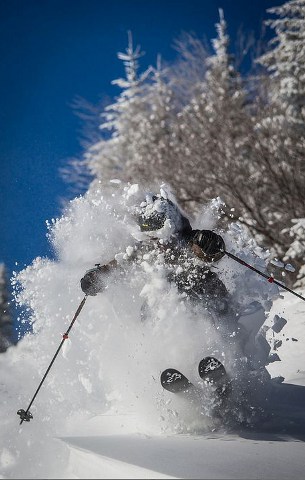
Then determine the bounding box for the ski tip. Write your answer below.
[198,356,227,383]
[161,368,192,393]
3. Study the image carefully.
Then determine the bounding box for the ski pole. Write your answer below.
[17,295,87,425]
[225,250,305,303]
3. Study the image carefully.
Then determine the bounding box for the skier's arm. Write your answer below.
[191,230,225,262]
[80,259,118,296]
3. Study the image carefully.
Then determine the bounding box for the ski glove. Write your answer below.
[191,230,225,262]
[80,264,107,296]
[81,260,118,296]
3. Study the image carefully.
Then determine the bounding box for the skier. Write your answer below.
[80,191,238,413]
[80,191,276,422]
[80,192,234,324]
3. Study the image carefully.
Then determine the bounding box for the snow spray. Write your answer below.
[225,250,305,302]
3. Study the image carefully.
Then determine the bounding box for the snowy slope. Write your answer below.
[61,291,305,480]
[1,184,305,479]
[61,430,305,479]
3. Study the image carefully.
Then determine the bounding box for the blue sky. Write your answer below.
[1,0,280,284]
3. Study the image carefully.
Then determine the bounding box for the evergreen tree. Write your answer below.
[126,56,178,184]
[253,0,305,264]
[174,10,255,215]
[257,0,305,127]
[0,263,13,353]
[84,32,152,185]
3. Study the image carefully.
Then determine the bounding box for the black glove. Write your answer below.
[191,230,225,262]
[80,265,105,296]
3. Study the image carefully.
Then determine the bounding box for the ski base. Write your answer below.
[161,368,194,394]
[198,356,232,398]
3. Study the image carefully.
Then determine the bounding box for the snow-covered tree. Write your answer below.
[126,56,179,185]
[84,32,152,185]
[252,0,305,262]
[257,0,305,127]
[173,10,255,216]
[0,263,13,352]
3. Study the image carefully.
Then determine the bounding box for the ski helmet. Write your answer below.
[138,195,171,231]
[138,193,191,235]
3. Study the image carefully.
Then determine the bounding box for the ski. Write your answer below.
[160,359,233,425]
[160,368,195,394]
[160,357,232,399]
[198,356,232,398]
[198,356,227,383]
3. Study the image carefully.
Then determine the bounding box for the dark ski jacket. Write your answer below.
[81,228,233,318]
